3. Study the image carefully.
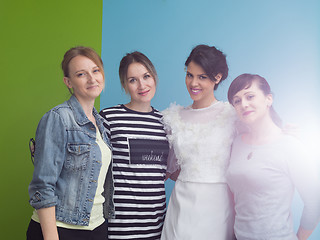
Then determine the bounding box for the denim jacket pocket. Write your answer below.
[66,143,91,170]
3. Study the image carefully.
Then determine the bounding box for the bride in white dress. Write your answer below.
[161,45,237,240]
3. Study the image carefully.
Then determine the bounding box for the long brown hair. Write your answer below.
[119,51,158,93]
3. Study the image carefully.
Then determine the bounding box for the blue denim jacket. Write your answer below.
[28,95,115,226]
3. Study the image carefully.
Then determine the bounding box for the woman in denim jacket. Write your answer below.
[27,46,114,240]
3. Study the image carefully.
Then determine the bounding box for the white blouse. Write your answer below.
[162,101,236,183]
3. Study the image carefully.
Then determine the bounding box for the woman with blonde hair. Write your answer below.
[27,46,114,240]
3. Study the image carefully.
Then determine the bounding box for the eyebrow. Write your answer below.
[186,71,207,76]
[232,96,240,100]
[244,91,254,95]
[127,71,150,80]
[74,66,99,74]
[233,90,254,99]
[127,76,137,81]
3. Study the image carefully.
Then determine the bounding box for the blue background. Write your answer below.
[101,0,320,238]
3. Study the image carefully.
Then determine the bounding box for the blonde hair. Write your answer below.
[61,46,104,94]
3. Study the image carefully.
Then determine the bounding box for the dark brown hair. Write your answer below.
[185,44,228,90]
[228,73,282,127]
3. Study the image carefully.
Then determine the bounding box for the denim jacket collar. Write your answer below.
[67,95,103,127]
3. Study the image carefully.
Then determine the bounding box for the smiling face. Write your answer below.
[232,81,273,126]
[63,55,104,104]
[185,61,221,109]
[125,62,156,110]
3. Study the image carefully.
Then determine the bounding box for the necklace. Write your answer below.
[246,135,255,160]
[245,124,282,160]
[244,134,254,160]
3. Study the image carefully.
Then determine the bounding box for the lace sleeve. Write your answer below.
[161,103,181,174]
[167,145,179,174]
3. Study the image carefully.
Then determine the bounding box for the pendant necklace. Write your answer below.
[247,134,253,160]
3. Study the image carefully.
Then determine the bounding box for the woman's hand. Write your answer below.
[297,226,313,240]
[165,169,181,181]
[282,123,300,138]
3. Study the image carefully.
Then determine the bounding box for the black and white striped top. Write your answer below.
[99,104,168,240]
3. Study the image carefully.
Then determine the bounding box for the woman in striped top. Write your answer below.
[100,51,169,240]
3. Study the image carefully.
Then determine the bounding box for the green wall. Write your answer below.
[0,1,102,238]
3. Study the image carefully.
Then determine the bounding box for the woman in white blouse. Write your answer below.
[161,45,236,240]
[226,73,320,240]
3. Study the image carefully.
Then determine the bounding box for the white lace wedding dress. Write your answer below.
[161,101,237,240]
